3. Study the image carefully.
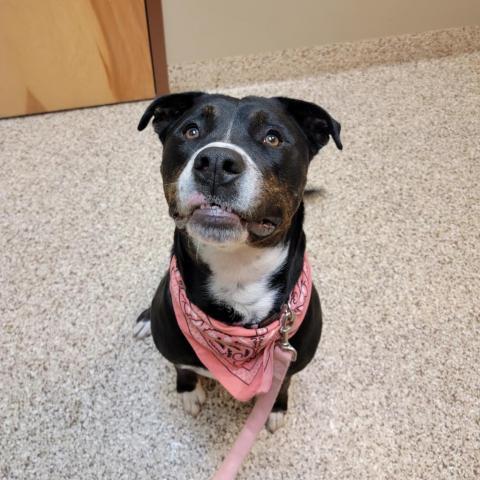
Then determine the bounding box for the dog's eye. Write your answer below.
[263,131,282,147]
[184,124,200,139]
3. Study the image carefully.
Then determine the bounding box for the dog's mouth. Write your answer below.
[172,201,280,242]
[191,203,243,229]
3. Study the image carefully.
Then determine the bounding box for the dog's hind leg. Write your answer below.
[175,366,206,417]
[133,307,152,339]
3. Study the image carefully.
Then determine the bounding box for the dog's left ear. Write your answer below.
[138,92,205,142]
[273,97,343,157]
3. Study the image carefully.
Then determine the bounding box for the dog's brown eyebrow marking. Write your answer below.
[251,110,268,126]
[202,105,216,118]
[246,111,269,136]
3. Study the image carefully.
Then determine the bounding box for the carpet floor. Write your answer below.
[1,46,479,479]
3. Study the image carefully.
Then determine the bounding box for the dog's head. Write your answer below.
[138,92,342,247]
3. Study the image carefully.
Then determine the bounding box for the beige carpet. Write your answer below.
[1,46,479,479]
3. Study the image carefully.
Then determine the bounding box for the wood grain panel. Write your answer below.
[0,0,156,118]
[145,0,169,94]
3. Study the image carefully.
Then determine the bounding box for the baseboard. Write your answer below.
[168,25,480,92]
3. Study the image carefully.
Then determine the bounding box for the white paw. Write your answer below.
[181,382,206,417]
[266,411,286,433]
[133,318,151,339]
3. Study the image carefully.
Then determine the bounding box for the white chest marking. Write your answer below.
[197,243,289,325]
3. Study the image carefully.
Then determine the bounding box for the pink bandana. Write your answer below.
[169,255,312,402]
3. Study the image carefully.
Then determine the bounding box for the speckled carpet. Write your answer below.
[1,44,479,479]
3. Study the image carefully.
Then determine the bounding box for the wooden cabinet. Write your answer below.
[0,0,168,118]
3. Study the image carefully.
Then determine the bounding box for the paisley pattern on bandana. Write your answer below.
[169,255,312,402]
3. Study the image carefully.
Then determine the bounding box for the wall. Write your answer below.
[162,0,480,64]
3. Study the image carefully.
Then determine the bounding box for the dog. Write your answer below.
[134,92,342,433]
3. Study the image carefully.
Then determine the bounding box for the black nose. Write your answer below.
[193,146,246,188]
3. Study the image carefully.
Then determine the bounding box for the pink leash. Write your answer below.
[211,309,297,480]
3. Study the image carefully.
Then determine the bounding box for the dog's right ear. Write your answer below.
[273,97,342,157]
[137,92,205,142]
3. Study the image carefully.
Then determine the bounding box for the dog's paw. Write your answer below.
[133,318,151,339]
[266,411,286,433]
[133,309,151,339]
[181,382,206,417]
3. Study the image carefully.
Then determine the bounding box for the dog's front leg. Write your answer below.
[175,366,206,417]
[266,375,291,433]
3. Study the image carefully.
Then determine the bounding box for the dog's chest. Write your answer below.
[199,244,288,325]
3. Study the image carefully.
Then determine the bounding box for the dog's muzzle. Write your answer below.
[175,142,270,244]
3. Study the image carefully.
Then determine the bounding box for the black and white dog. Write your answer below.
[134,92,342,432]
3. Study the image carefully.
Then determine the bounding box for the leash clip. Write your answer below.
[278,304,297,361]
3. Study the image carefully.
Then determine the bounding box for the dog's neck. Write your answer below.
[194,241,289,325]
[172,203,306,326]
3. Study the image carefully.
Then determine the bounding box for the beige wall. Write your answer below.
[162,0,480,64]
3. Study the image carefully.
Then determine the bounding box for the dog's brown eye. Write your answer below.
[263,131,282,147]
[184,125,200,139]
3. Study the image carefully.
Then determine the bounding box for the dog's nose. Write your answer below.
[193,147,246,187]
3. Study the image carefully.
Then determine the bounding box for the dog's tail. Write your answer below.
[303,187,326,201]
